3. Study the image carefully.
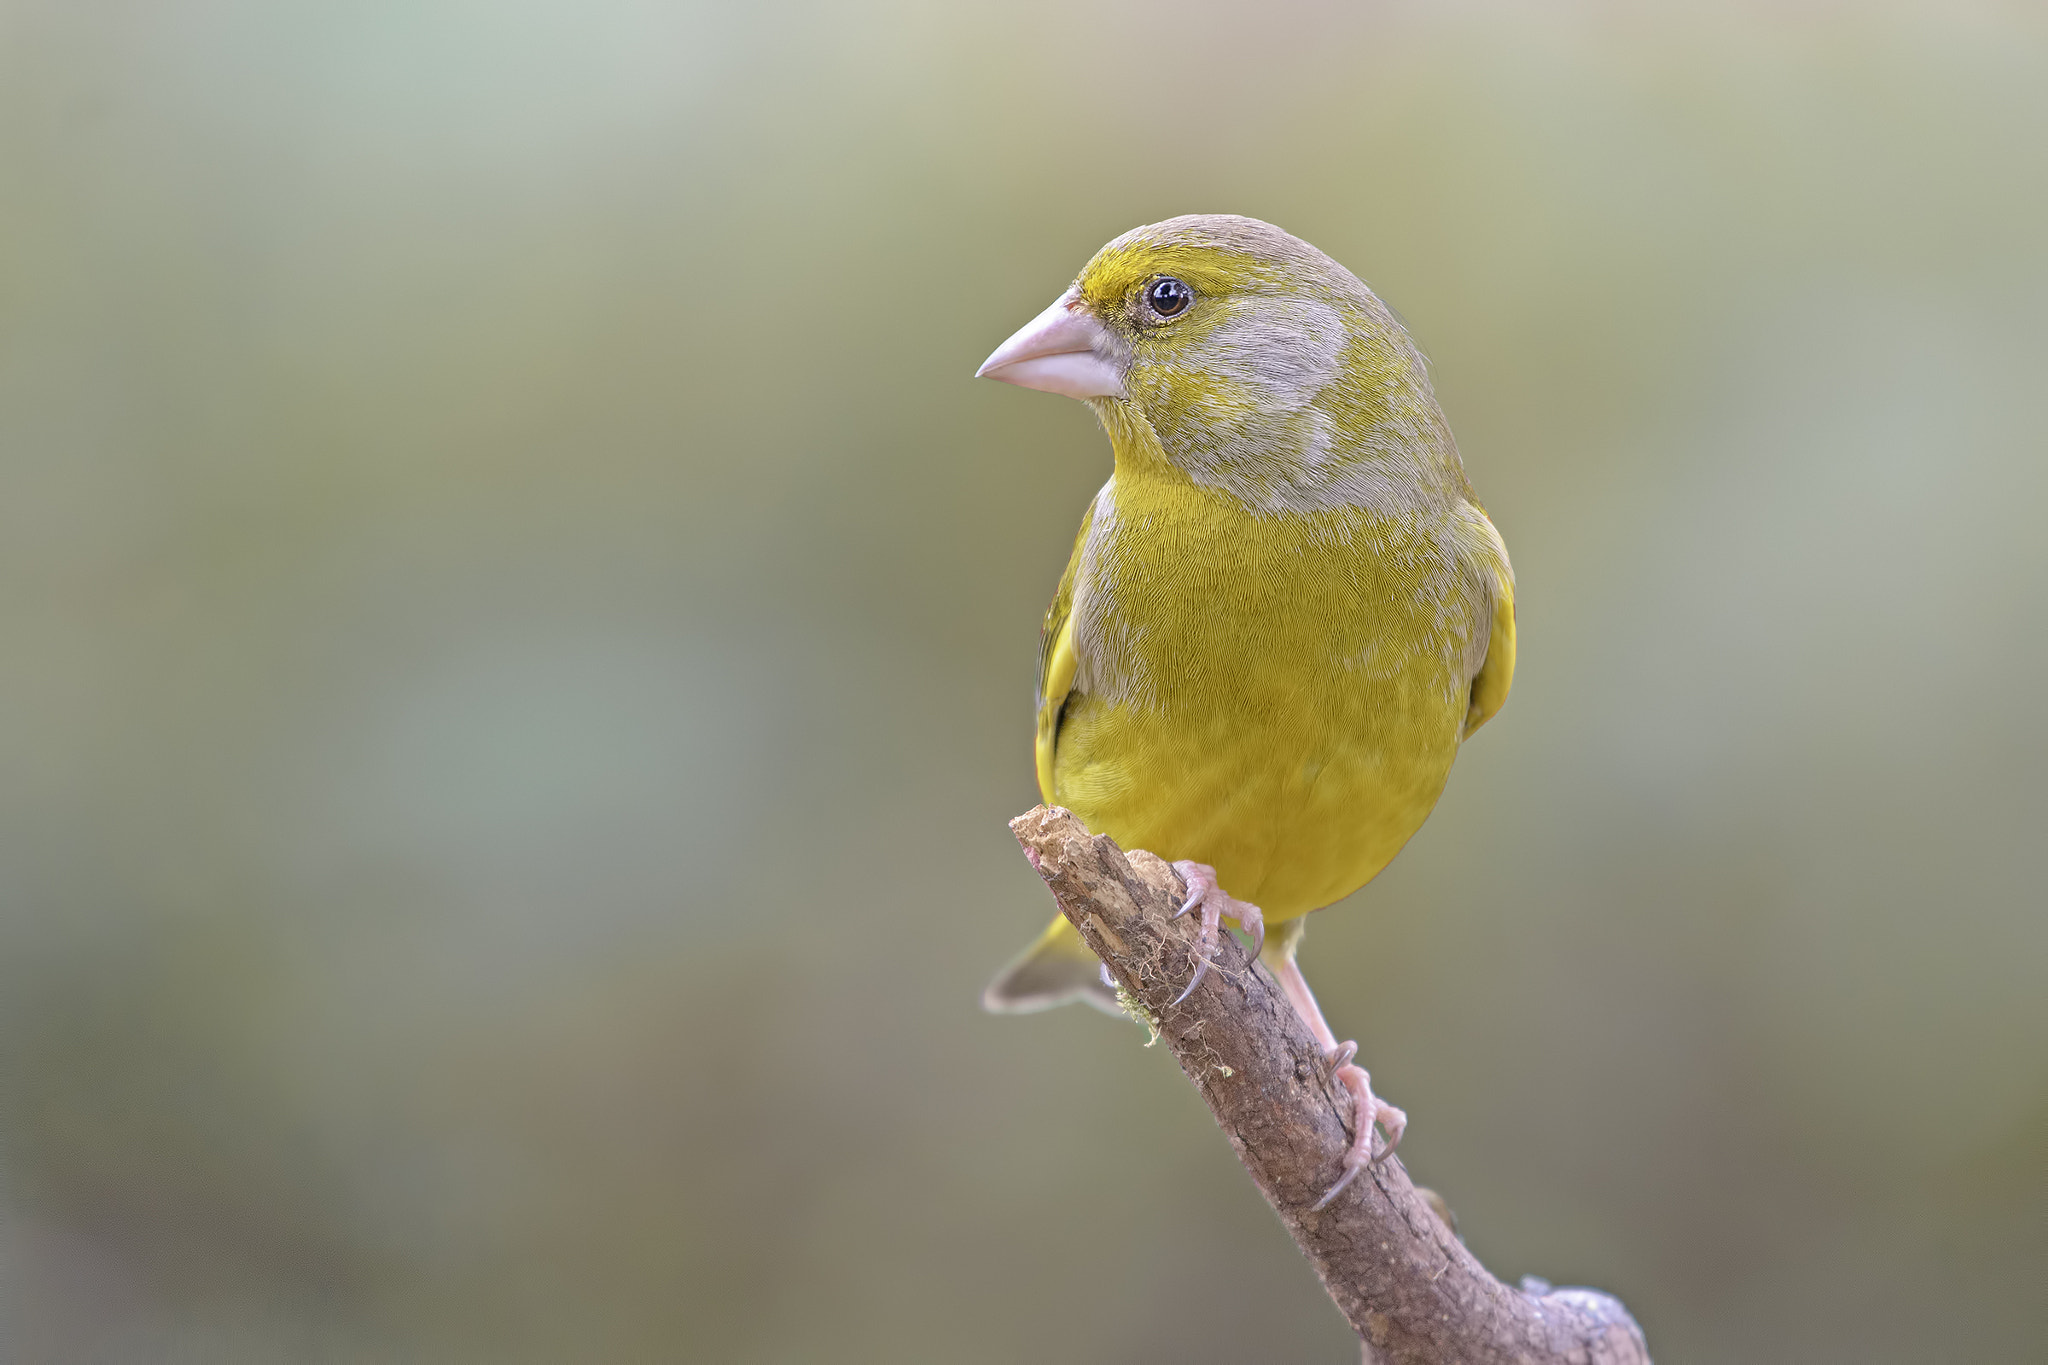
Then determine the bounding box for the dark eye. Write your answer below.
[1145,277,1193,319]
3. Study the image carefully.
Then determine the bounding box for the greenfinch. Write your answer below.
[978,215,1514,1203]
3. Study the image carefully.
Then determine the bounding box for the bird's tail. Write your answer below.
[982,914,1122,1015]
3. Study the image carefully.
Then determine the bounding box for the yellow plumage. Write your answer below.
[982,214,1513,1013]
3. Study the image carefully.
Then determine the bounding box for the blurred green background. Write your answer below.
[3,2,2043,1361]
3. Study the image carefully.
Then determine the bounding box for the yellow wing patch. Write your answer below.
[1035,496,1095,803]
[1463,511,1516,739]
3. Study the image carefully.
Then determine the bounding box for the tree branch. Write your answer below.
[1012,805,1651,1365]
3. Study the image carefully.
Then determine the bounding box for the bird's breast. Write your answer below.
[1053,472,1486,917]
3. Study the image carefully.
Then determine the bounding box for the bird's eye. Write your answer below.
[1145,277,1193,319]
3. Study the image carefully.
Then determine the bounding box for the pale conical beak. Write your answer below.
[975,287,1125,399]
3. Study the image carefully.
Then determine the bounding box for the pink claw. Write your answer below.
[1310,1058,1409,1210]
[1266,950,1409,1211]
[1165,861,1265,1006]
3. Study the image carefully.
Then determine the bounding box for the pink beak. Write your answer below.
[975,287,1125,400]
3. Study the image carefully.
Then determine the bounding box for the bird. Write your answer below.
[975,215,1515,1205]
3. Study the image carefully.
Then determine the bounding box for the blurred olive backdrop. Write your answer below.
[3,2,2044,1362]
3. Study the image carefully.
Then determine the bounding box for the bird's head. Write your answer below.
[977,214,1460,512]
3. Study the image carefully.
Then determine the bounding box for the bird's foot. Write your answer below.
[1310,1042,1407,1210]
[1166,860,1264,1006]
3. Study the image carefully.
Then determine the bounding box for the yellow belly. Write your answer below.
[1045,472,1482,922]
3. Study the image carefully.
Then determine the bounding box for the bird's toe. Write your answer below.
[1310,1057,1405,1210]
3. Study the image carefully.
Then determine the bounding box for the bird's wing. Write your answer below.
[1034,496,1096,803]
[1463,508,1516,739]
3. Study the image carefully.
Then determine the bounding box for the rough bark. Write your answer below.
[1012,805,1651,1365]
